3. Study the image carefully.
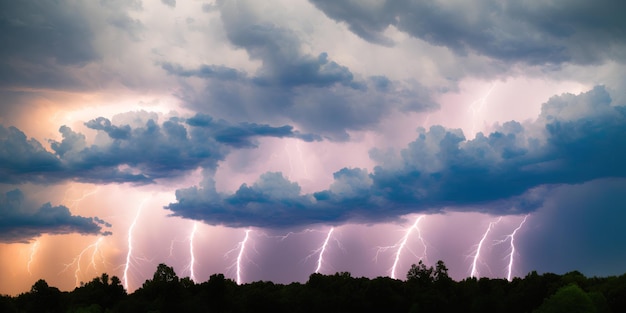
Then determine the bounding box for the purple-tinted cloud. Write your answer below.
[167,86,626,228]
[0,113,320,184]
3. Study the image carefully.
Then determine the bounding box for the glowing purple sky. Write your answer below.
[2,0,626,295]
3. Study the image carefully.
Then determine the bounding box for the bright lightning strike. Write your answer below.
[60,237,105,286]
[375,216,426,279]
[506,215,529,281]
[315,228,334,273]
[470,217,502,278]
[27,240,40,276]
[230,229,251,285]
[188,222,198,282]
[123,198,147,291]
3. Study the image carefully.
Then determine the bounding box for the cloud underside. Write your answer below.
[0,189,110,243]
[310,0,626,65]
[0,113,320,184]
[167,86,626,228]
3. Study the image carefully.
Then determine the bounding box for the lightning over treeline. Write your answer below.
[225,229,252,285]
[123,198,148,291]
[375,215,428,279]
[312,228,335,274]
[470,217,502,278]
[9,256,626,313]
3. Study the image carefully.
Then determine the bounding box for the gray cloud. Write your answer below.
[309,0,626,66]
[0,0,143,90]
[0,112,320,184]
[164,0,437,140]
[167,85,626,228]
[0,189,110,243]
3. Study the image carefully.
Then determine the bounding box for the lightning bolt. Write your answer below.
[375,215,427,279]
[188,222,198,282]
[236,229,251,285]
[62,186,100,210]
[505,215,529,281]
[123,198,147,291]
[27,240,40,276]
[60,237,105,286]
[225,229,252,285]
[314,228,334,273]
[470,217,502,278]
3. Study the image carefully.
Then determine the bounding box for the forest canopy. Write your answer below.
[1,261,624,313]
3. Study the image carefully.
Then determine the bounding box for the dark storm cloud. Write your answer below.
[309,0,626,65]
[0,0,142,89]
[166,0,437,140]
[0,113,320,184]
[0,189,109,243]
[167,86,626,228]
[520,178,626,277]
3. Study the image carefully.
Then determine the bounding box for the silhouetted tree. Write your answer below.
[533,284,596,313]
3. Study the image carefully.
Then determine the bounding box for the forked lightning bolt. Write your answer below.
[60,237,105,286]
[315,228,334,273]
[375,215,426,279]
[506,215,529,281]
[470,217,502,278]
[225,229,252,285]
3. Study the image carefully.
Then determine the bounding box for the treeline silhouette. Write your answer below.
[2,260,625,313]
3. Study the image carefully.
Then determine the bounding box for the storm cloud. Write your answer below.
[309,0,626,65]
[167,86,626,227]
[164,0,437,140]
[0,113,320,184]
[0,189,110,243]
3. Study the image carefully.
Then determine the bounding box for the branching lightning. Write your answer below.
[60,237,105,286]
[123,198,147,291]
[314,228,334,273]
[62,186,100,210]
[505,215,529,281]
[225,229,252,285]
[27,240,40,276]
[375,215,427,279]
[470,217,502,278]
[236,230,251,285]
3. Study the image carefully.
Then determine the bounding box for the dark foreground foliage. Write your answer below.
[3,261,626,313]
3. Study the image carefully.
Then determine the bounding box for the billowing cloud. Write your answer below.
[0,112,320,184]
[164,0,437,140]
[0,189,110,243]
[309,0,626,65]
[167,86,626,227]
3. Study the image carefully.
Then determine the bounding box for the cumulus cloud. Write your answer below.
[164,0,437,140]
[167,86,626,228]
[0,112,320,184]
[309,0,626,65]
[0,189,110,243]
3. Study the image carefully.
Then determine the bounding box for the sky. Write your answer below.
[1,0,626,295]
